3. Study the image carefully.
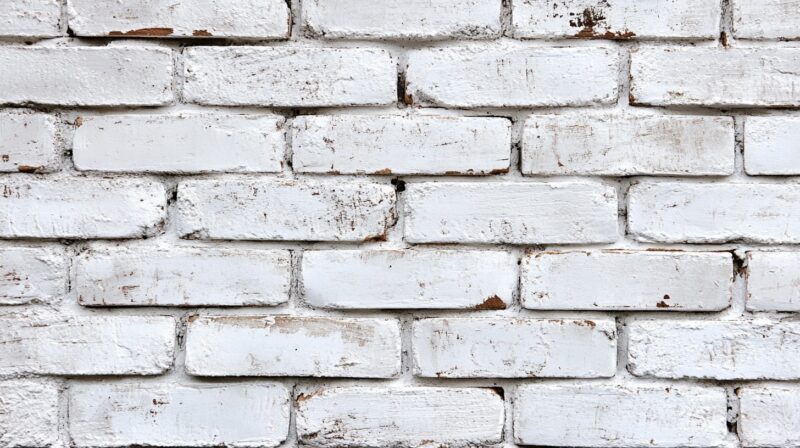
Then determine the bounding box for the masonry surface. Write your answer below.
[1,0,799,447]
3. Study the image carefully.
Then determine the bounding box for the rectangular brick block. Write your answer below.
[184,47,396,107]
[73,114,285,173]
[521,112,734,176]
[740,387,800,447]
[0,247,66,305]
[0,47,173,106]
[291,114,511,175]
[302,250,517,309]
[0,112,59,173]
[628,182,800,244]
[67,0,289,39]
[185,316,401,378]
[514,384,730,447]
[76,247,291,307]
[734,0,800,39]
[631,47,800,107]
[0,177,166,239]
[296,388,504,447]
[744,116,800,175]
[177,179,395,242]
[0,315,175,375]
[412,318,616,378]
[0,380,59,448]
[628,320,800,379]
[302,0,501,39]
[0,0,60,37]
[522,251,732,311]
[406,45,618,107]
[513,0,720,39]
[404,181,618,244]
[69,382,290,448]
[746,251,800,311]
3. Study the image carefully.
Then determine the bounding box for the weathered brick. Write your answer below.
[0,247,66,305]
[733,0,800,39]
[739,387,800,447]
[522,251,732,311]
[0,315,175,375]
[628,182,800,244]
[521,112,734,176]
[514,384,730,447]
[404,181,618,244]
[69,382,290,448]
[0,47,173,106]
[73,114,285,173]
[303,0,501,39]
[0,380,59,448]
[302,250,517,309]
[0,0,60,37]
[406,45,619,107]
[296,387,504,447]
[185,316,401,377]
[0,112,60,173]
[628,320,800,379]
[746,251,800,311]
[630,47,800,107]
[291,114,511,175]
[513,0,720,39]
[176,179,395,242]
[67,0,289,39]
[744,116,800,175]
[184,47,396,107]
[412,318,616,378]
[0,177,166,239]
[76,247,290,307]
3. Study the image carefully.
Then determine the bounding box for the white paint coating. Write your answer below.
[69,382,290,448]
[76,247,291,307]
[0,380,59,448]
[740,387,800,447]
[73,114,285,173]
[733,0,800,39]
[291,114,511,175]
[185,316,401,378]
[0,0,60,37]
[413,318,616,378]
[296,387,504,447]
[0,247,66,305]
[746,251,800,311]
[744,116,800,175]
[0,112,59,173]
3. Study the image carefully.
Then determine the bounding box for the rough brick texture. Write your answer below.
[739,387,800,447]
[0,0,61,37]
[0,380,59,448]
[0,112,60,173]
[0,247,66,305]
[744,116,800,175]
[746,251,800,311]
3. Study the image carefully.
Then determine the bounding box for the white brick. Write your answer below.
[628,320,800,379]
[734,0,800,39]
[0,112,59,173]
[185,316,400,378]
[413,318,616,378]
[177,179,395,242]
[744,116,800,175]
[76,248,290,307]
[292,114,511,175]
[0,315,175,375]
[73,114,284,174]
[302,250,517,309]
[522,251,732,311]
[513,0,720,39]
[514,384,730,447]
[296,387,504,447]
[0,177,166,239]
[184,47,396,107]
[406,45,618,107]
[0,247,66,305]
[67,0,289,39]
[0,380,59,448]
[521,113,734,176]
[69,382,290,448]
[628,182,800,244]
[0,0,60,37]
[746,251,800,311]
[303,0,501,39]
[0,47,173,106]
[404,181,618,244]
[631,47,800,107]
[740,387,800,447]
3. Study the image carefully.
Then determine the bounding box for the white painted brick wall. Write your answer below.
[733,0,800,39]
[744,116,800,175]
[739,387,800,447]
[0,112,60,173]
[746,251,800,311]
[0,380,59,448]
[0,246,66,305]
[0,0,61,37]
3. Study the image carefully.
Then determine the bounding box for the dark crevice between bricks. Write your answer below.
[731,250,747,279]
[390,178,405,193]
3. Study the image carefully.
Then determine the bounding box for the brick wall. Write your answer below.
[1,1,799,447]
